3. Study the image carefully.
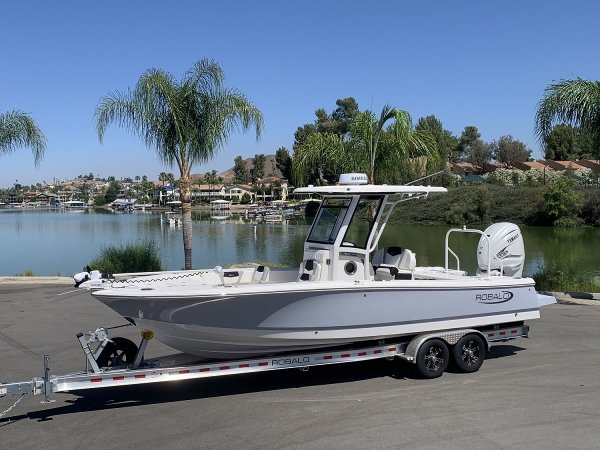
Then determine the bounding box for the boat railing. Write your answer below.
[444,226,503,279]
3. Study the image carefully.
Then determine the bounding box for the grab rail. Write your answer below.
[444,226,503,279]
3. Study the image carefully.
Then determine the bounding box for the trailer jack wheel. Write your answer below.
[96,337,138,368]
[416,339,449,379]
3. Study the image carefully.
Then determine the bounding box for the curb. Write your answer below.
[0,276,74,285]
[541,291,600,306]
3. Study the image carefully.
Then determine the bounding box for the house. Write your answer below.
[515,160,554,171]
[190,184,225,201]
[449,162,480,176]
[482,162,503,172]
[577,159,600,172]
[222,185,254,203]
[543,160,587,171]
[155,185,180,204]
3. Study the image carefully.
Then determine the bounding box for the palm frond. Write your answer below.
[0,109,47,166]
[535,78,600,143]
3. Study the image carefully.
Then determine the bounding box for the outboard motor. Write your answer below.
[477,222,525,277]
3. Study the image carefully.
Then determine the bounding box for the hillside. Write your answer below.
[192,154,282,183]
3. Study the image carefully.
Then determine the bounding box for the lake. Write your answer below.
[1,208,599,278]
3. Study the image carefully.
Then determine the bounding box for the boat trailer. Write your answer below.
[1,322,528,408]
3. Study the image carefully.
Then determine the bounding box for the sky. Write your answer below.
[1,0,599,187]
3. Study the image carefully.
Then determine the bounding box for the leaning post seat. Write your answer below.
[372,247,416,280]
[252,265,270,283]
[298,259,322,282]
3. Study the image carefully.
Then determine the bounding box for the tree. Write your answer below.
[351,107,439,184]
[0,110,46,165]
[275,147,292,181]
[96,58,263,269]
[139,176,156,203]
[292,132,347,186]
[240,192,252,204]
[535,78,600,158]
[250,154,266,183]
[104,181,120,204]
[330,97,359,136]
[542,176,584,227]
[456,126,481,162]
[293,123,317,148]
[233,156,250,184]
[467,140,493,170]
[544,124,594,160]
[158,172,169,186]
[415,115,458,162]
[204,170,220,202]
[293,97,358,153]
[544,124,576,160]
[491,135,531,167]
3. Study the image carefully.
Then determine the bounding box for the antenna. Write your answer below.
[404,170,446,186]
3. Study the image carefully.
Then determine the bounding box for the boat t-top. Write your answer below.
[78,173,554,359]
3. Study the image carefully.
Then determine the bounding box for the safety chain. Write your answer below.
[111,271,208,284]
[0,394,26,419]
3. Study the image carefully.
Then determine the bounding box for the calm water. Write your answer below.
[1,208,599,277]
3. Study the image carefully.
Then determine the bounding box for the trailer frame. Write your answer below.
[1,322,529,405]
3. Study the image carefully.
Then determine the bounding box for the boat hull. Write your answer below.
[92,281,542,359]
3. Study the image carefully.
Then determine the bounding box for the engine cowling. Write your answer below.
[477,222,525,278]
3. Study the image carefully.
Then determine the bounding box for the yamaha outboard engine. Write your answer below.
[477,222,525,278]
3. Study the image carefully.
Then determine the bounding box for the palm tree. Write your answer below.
[350,106,439,184]
[0,110,46,166]
[291,106,440,187]
[96,59,263,269]
[158,172,169,187]
[535,78,600,154]
[292,132,347,186]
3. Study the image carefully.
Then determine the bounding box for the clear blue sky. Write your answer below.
[2,0,599,187]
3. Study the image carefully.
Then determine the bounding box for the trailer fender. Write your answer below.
[400,329,489,363]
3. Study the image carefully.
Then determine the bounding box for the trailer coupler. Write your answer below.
[0,355,50,403]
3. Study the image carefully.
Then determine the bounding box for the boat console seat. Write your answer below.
[298,259,322,282]
[372,247,416,280]
[252,265,270,283]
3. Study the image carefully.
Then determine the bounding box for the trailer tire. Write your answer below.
[416,338,449,379]
[96,337,138,368]
[452,334,485,373]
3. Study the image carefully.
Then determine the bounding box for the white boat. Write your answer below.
[162,212,181,226]
[62,200,88,210]
[133,203,154,211]
[80,174,555,359]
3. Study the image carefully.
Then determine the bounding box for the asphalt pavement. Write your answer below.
[1,283,599,450]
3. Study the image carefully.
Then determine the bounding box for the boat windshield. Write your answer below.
[307,198,351,244]
[341,195,383,249]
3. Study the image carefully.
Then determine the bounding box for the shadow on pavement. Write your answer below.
[1,345,524,423]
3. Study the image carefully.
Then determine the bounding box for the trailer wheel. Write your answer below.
[416,339,449,379]
[452,334,485,373]
[96,337,138,368]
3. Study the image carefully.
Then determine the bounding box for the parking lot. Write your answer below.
[1,283,599,449]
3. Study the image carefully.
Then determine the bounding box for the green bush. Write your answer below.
[541,176,584,226]
[89,241,163,275]
[581,190,600,226]
[531,259,600,292]
[16,269,35,276]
